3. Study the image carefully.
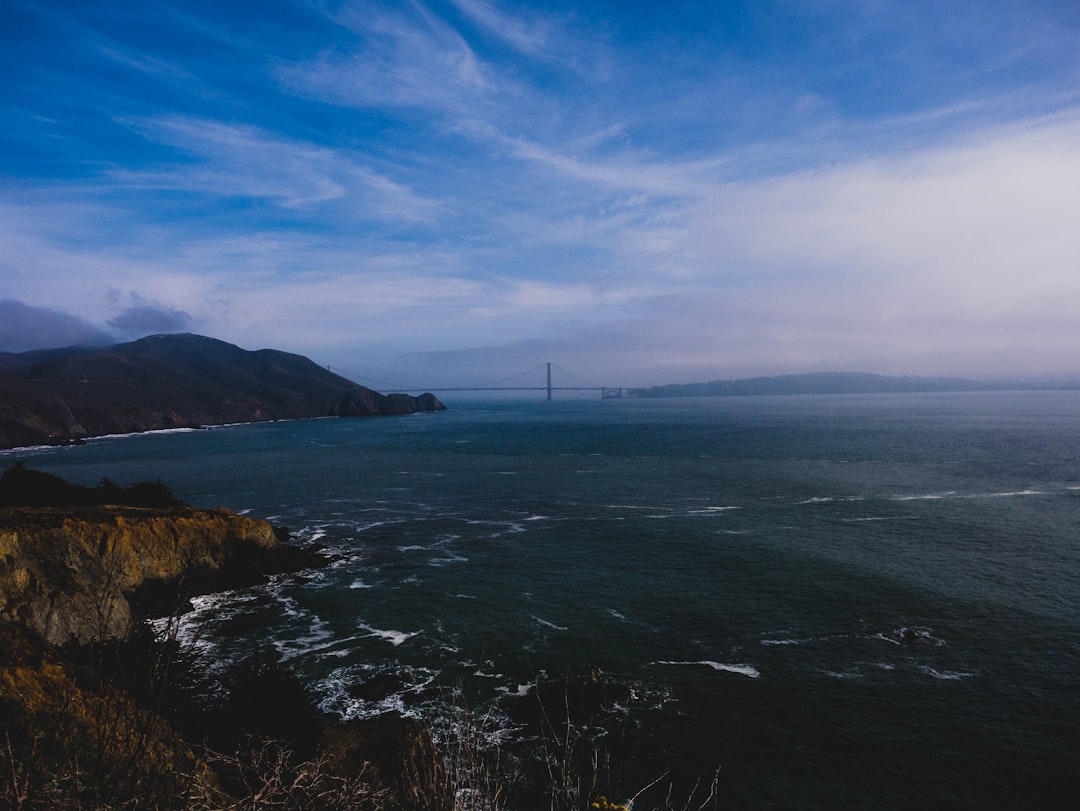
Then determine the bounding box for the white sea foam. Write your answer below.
[654,660,760,678]
[871,626,945,647]
[532,615,569,631]
[358,623,420,646]
[495,681,536,697]
[823,668,864,680]
[315,664,439,721]
[349,579,374,589]
[277,632,357,662]
[842,516,914,522]
[687,506,740,516]
[760,637,813,646]
[607,608,628,621]
[428,550,468,567]
[892,492,956,501]
[916,665,974,680]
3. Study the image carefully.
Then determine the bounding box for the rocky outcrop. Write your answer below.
[0,333,445,449]
[0,505,325,644]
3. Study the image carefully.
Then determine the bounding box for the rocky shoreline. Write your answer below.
[0,467,449,810]
[0,465,655,811]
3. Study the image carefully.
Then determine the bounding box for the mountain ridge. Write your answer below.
[0,333,444,449]
[631,370,1080,398]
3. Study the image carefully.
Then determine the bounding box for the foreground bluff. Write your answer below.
[0,333,445,449]
[0,504,323,644]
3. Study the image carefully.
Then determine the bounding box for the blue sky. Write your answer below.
[3,0,1080,387]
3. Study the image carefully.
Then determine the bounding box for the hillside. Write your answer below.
[0,333,444,449]
[631,371,1041,398]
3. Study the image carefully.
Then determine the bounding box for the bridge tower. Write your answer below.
[546,362,552,401]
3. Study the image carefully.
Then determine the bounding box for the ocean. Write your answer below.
[8,391,1080,808]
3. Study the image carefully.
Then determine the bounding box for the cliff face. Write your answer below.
[0,333,445,449]
[0,505,318,645]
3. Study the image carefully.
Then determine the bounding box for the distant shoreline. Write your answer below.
[630,371,1080,399]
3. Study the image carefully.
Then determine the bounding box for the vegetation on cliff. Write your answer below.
[0,461,181,508]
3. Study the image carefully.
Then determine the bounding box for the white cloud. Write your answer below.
[110,116,437,219]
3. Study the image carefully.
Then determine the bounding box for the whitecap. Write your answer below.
[872,626,945,647]
[654,660,760,678]
[822,668,863,681]
[760,637,813,646]
[916,665,974,680]
[429,551,468,567]
[495,681,536,697]
[349,579,374,589]
[842,516,914,522]
[532,615,569,631]
[358,622,420,646]
[891,492,956,501]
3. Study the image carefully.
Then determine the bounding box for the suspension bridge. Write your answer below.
[327,362,627,400]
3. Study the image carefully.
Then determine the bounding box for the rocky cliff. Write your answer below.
[0,505,323,644]
[0,333,445,449]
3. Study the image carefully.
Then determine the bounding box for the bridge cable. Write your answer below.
[550,363,605,389]
[327,362,556,391]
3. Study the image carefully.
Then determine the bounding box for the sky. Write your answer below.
[3,0,1080,389]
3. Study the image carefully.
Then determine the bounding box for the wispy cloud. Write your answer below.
[448,0,551,57]
[110,115,437,219]
[4,0,1080,384]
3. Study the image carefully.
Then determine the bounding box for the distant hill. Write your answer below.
[631,371,1073,399]
[0,333,444,449]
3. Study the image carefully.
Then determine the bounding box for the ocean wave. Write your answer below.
[842,516,916,522]
[915,665,975,680]
[795,496,865,505]
[428,550,468,567]
[316,664,440,721]
[891,492,956,501]
[358,622,421,646]
[494,681,537,697]
[760,636,814,646]
[531,615,569,631]
[653,660,760,678]
[871,626,945,647]
[822,668,863,681]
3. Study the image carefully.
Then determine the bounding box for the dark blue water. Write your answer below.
[9,392,1080,808]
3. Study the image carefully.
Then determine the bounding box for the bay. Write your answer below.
[8,391,1080,808]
